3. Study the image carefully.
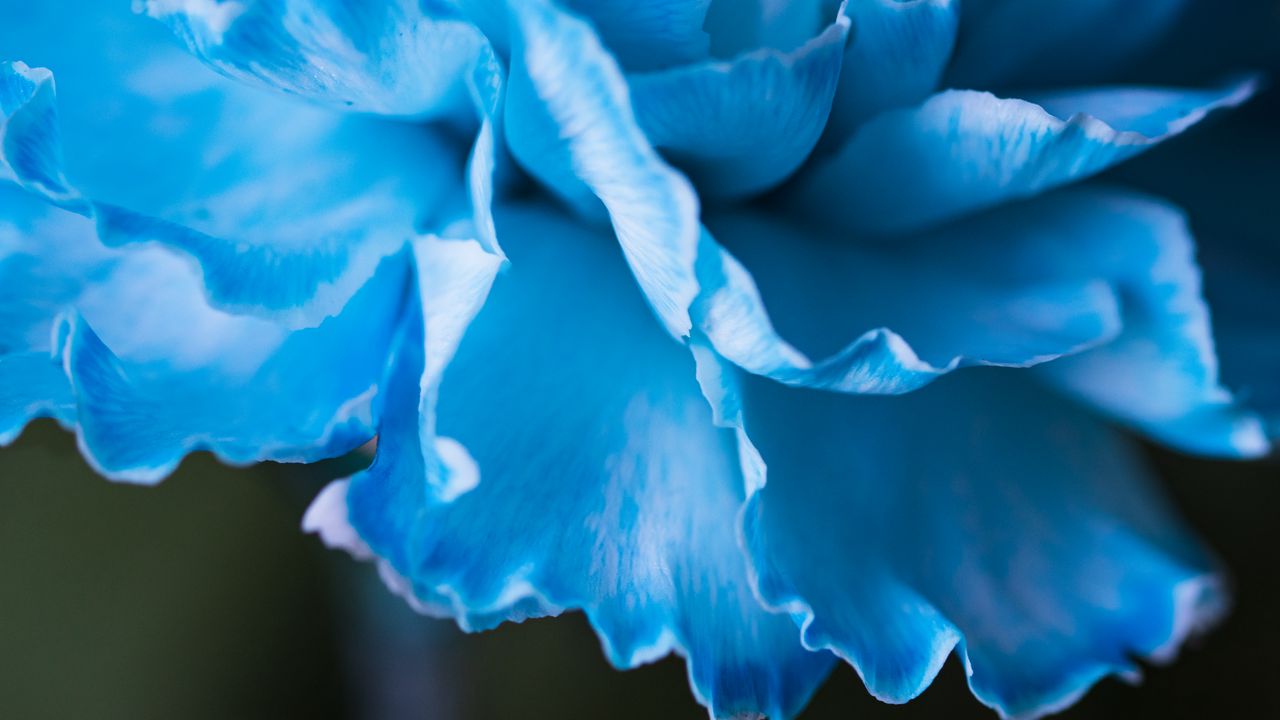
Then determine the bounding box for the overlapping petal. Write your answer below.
[1020,188,1268,458]
[60,242,411,483]
[312,204,834,720]
[138,0,486,119]
[694,193,1131,395]
[794,78,1257,236]
[628,5,850,199]
[502,0,700,338]
[822,0,957,144]
[740,366,1225,718]
[564,0,712,71]
[2,4,458,328]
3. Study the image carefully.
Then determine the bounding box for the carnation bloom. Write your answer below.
[1,1,1272,718]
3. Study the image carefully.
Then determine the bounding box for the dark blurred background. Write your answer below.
[2,3,1278,719]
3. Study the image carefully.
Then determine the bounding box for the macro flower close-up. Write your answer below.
[1,1,1278,719]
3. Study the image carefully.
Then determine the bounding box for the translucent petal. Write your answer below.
[60,246,410,483]
[741,367,1225,717]
[1024,188,1268,458]
[324,203,834,720]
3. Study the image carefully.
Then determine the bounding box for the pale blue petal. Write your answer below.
[138,0,486,119]
[741,367,1225,717]
[1,6,458,328]
[628,7,850,200]
[0,182,112,443]
[564,0,712,70]
[822,0,957,145]
[59,246,411,483]
[693,201,1124,395]
[794,78,1257,237]
[333,204,834,720]
[948,0,1189,90]
[503,0,700,338]
[1023,188,1268,459]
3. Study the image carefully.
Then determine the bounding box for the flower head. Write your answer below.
[1,2,1273,718]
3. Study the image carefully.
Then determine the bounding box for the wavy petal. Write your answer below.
[740,367,1225,717]
[693,197,1127,394]
[0,352,74,445]
[947,0,1189,90]
[138,0,486,119]
[502,0,700,338]
[628,6,849,200]
[324,204,834,720]
[794,78,1257,237]
[821,0,957,145]
[1023,188,1268,458]
[59,245,410,483]
[1,5,458,328]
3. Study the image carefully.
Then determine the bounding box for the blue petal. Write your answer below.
[60,245,411,483]
[1,6,459,327]
[947,0,1189,90]
[1023,188,1268,458]
[564,0,712,71]
[822,0,958,145]
[627,6,850,199]
[739,366,1225,717]
[503,0,701,338]
[793,78,1257,237]
[0,182,112,443]
[327,203,834,720]
[692,200,1125,395]
[137,0,487,120]
[0,352,74,445]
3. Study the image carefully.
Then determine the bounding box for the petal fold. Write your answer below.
[740,367,1226,718]
[693,195,1130,395]
[628,6,850,199]
[2,6,458,328]
[794,78,1257,237]
[502,0,701,338]
[138,0,487,119]
[326,204,834,720]
[822,0,957,145]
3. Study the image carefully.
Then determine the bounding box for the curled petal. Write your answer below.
[60,245,410,483]
[1024,188,1268,458]
[320,204,834,720]
[1,6,458,328]
[794,78,1258,236]
[628,5,850,200]
[693,195,1132,395]
[740,367,1225,717]
[138,0,488,120]
[503,0,701,338]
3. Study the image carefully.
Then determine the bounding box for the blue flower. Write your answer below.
[0,1,1271,718]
